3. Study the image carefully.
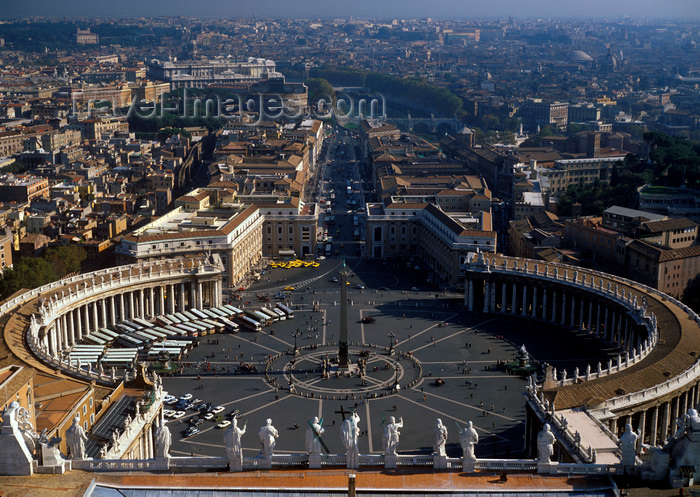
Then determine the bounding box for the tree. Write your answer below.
[304,78,336,103]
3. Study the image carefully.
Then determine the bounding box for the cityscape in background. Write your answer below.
[0,7,700,497]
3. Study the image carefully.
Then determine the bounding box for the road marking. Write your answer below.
[365,401,373,453]
[397,313,458,347]
[410,319,496,354]
[318,399,323,420]
[360,309,366,343]
[414,389,519,422]
[266,332,293,349]
[399,395,507,441]
[238,392,292,418]
[322,309,327,344]
[231,334,283,355]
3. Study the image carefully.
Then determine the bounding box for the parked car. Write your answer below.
[184,427,200,438]
[210,406,225,415]
[180,393,193,401]
[203,412,215,420]
[172,411,186,419]
[355,284,365,289]
[216,420,231,429]
[330,277,338,283]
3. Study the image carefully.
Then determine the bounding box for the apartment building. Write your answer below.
[365,198,495,287]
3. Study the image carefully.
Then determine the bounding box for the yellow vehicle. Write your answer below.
[284,286,295,291]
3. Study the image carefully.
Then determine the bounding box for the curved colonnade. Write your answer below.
[463,253,700,448]
[4,255,224,386]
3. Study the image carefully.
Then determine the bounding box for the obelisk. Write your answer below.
[338,260,349,369]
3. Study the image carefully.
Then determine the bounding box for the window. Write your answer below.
[83,405,87,415]
[89,398,93,407]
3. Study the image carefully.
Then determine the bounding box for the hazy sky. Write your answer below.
[2,0,698,20]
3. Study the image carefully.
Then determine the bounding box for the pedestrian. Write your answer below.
[423,394,427,402]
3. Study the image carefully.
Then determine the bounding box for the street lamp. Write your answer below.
[387,331,396,356]
[292,329,301,356]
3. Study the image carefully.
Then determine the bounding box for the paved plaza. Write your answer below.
[161,258,612,460]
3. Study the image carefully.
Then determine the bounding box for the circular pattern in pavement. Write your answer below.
[265,344,422,399]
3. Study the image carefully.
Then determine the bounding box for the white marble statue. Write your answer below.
[154,413,172,459]
[459,421,479,461]
[619,423,639,466]
[258,418,279,459]
[537,423,556,463]
[341,412,360,467]
[305,417,324,455]
[433,418,448,456]
[65,414,88,459]
[224,418,246,470]
[382,416,403,457]
[16,407,39,458]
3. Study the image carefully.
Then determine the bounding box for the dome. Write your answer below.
[569,50,593,62]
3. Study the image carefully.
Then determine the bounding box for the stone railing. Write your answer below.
[466,254,660,387]
[170,456,228,469]
[72,458,155,471]
[474,459,539,471]
[59,453,627,475]
[527,388,598,464]
[553,463,622,475]
[596,358,700,415]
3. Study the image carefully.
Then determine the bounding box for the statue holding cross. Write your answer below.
[306,417,327,455]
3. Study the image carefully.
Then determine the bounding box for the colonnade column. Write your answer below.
[82,304,90,337]
[49,326,57,356]
[596,303,602,336]
[61,315,69,347]
[138,289,145,319]
[490,280,496,312]
[542,289,548,321]
[587,301,593,332]
[128,291,135,320]
[551,290,557,322]
[604,308,610,341]
[560,293,567,326]
[501,282,507,313]
[531,286,538,319]
[638,409,646,444]
[101,300,107,330]
[66,310,74,344]
[649,405,659,446]
[661,401,671,443]
[119,293,125,322]
[76,305,83,340]
[159,288,165,317]
[169,285,176,314]
[520,285,528,317]
[570,296,576,327]
[197,282,203,310]
[180,282,186,311]
[511,283,517,315]
[110,296,116,325]
[617,313,623,346]
[483,280,490,313]
[92,301,99,332]
[54,320,63,353]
